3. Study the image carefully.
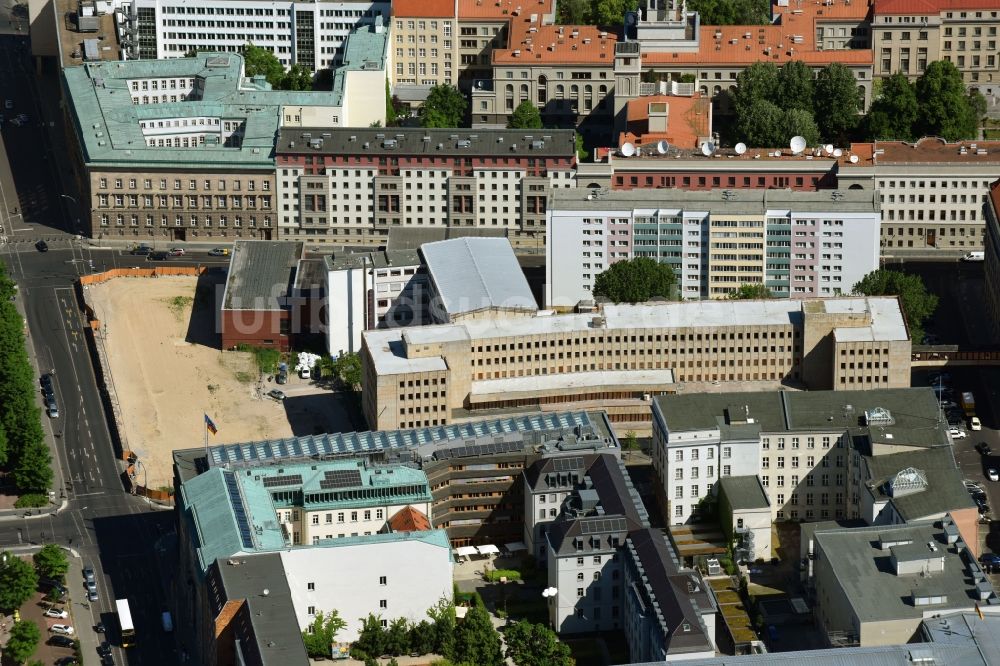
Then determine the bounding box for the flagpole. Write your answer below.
[204,414,210,471]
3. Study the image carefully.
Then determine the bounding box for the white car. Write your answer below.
[49,624,74,635]
[989,468,1000,482]
[949,428,967,439]
[971,417,983,431]
[43,608,68,619]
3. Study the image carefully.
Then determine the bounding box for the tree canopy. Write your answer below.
[453,606,503,666]
[778,60,815,113]
[281,64,314,91]
[0,552,38,611]
[503,620,575,666]
[687,0,769,24]
[852,269,938,343]
[728,284,774,299]
[813,63,860,142]
[915,60,982,141]
[328,353,362,391]
[507,101,543,129]
[302,610,347,658]
[420,85,467,128]
[593,257,676,304]
[32,545,68,582]
[5,620,41,663]
[866,73,918,141]
[242,44,285,88]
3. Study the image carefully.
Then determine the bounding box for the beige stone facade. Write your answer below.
[88,169,277,241]
[391,14,457,88]
[361,297,911,432]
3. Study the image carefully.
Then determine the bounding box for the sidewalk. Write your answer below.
[67,549,103,662]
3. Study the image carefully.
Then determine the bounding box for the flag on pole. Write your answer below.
[204,414,218,436]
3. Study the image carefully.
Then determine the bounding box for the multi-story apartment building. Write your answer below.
[986,180,1000,338]
[651,388,977,538]
[872,0,1000,97]
[63,46,387,241]
[839,138,1000,251]
[114,0,389,70]
[361,296,911,431]
[179,409,621,548]
[274,127,576,249]
[546,188,880,304]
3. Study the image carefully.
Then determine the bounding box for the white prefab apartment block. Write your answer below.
[546,188,880,307]
[115,0,390,70]
[280,530,453,642]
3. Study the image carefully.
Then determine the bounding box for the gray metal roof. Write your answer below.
[386,227,507,252]
[718,476,770,511]
[275,127,576,158]
[211,554,309,665]
[922,611,1000,661]
[629,643,988,666]
[421,237,537,317]
[552,187,879,214]
[222,241,304,311]
[865,448,976,521]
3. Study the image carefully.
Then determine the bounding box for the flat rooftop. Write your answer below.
[813,521,997,623]
[844,137,1000,168]
[470,369,674,400]
[57,0,121,66]
[551,187,878,214]
[222,241,304,311]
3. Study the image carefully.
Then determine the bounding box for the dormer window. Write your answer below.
[682,623,691,632]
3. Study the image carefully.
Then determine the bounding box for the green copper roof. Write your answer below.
[332,20,390,102]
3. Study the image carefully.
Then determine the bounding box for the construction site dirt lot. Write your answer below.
[85,274,354,489]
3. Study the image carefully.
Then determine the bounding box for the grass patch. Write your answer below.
[504,598,548,624]
[484,568,522,582]
[234,371,254,384]
[165,295,193,321]
[14,493,48,508]
[237,344,282,375]
[746,582,784,598]
[985,129,1000,139]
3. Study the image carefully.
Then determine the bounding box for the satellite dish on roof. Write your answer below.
[849,154,859,164]
[656,140,669,154]
[734,142,747,155]
[620,142,636,157]
[824,144,834,155]
[833,148,844,157]
[789,135,807,154]
[701,142,715,157]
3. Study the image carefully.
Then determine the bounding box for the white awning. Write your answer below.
[505,541,527,552]
[477,544,500,555]
[454,546,478,557]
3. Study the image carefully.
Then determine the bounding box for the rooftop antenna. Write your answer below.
[620,142,636,157]
[789,135,807,155]
[656,140,669,155]
[734,142,747,155]
[701,141,715,157]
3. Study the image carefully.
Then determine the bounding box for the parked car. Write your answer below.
[976,442,993,456]
[44,607,69,618]
[989,468,999,482]
[168,247,185,256]
[949,427,967,439]
[970,416,983,431]
[47,401,60,418]
[939,400,958,409]
[88,588,99,602]
[94,621,106,634]
[49,635,75,647]
[49,624,74,635]
[130,245,153,256]
[55,657,79,666]
[267,389,286,401]
[208,247,230,256]
[148,251,170,261]
[83,566,95,583]
[35,240,48,252]
[980,553,1000,572]
[86,580,97,594]
[98,641,112,656]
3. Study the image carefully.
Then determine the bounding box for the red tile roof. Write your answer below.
[392,0,455,18]
[459,0,554,19]
[388,505,432,532]
[841,137,1000,167]
[621,94,711,150]
[493,21,616,65]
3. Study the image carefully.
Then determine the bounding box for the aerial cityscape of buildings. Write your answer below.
[3,0,1000,665]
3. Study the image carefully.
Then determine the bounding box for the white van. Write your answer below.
[962,251,985,262]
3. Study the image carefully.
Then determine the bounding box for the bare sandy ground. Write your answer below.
[86,275,293,488]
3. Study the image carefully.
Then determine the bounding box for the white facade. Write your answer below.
[281,532,453,642]
[546,541,623,634]
[116,0,389,70]
[523,486,573,561]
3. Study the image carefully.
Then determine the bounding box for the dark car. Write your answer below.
[94,621,106,633]
[55,658,78,666]
[35,240,48,252]
[41,373,53,393]
[148,251,170,261]
[977,442,993,456]
[101,655,115,666]
[49,635,75,647]
[980,553,1000,572]
[98,641,112,656]
[130,245,153,255]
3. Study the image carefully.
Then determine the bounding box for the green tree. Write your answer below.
[852,269,939,344]
[738,100,785,147]
[242,43,285,88]
[507,100,543,129]
[408,620,436,655]
[729,284,774,299]
[503,620,574,666]
[623,430,639,460]
[301,610,347,658]
[575,134,589,161]
[13,441,53,493]
[556,0,591,24]
[385,617,410,656]
[453,606,503,666]
[782,107,821,146]
[420,85,467,128]
[778,60,815,113]
[279,64,314,91]
[866,73,918,141]
[593,257,676,304]
[5,620,41,663]
[688,0,769,24]
[330,353,362,390]
[32,545,68,582]
[385,79,398,126]
[733,62,780,119]
[593,0,633,26]
[0,552,38,611]
[814,63,860,142]
[355,614,387,658]
[427,598,456,660]
[916,60,980,140]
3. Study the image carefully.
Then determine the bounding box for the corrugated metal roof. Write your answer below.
[421,237,537,317]
[634,643,986,665]
[222,241,303,311]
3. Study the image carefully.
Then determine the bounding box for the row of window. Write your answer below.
[98,177,268,192]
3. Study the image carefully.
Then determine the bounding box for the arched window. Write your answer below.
[556,84,565,98]
[699,85,708,96]
[505,84,514,111]
[520,83,529,103]
[537,75,548,103]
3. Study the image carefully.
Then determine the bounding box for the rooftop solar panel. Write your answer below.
[223,471,255,549]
